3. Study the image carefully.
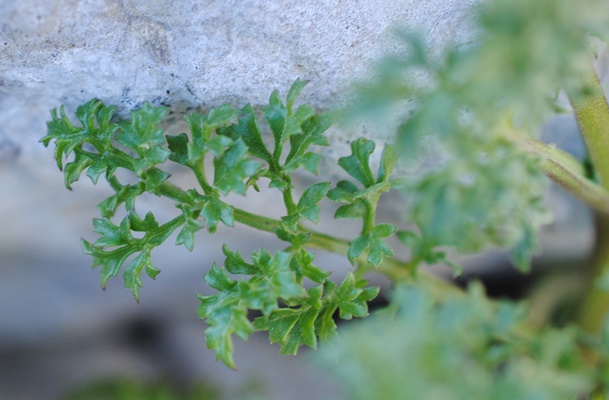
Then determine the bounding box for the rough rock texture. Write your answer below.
[0,1,594,399]
[0,0,479,157]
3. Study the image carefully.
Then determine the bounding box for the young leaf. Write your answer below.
[284,113,333,174]
[218,104,274,164]
[241,250,306,313]
[264,90,288,156]
[201,197,234,233]
[283,182,330,229]
[42,100,123,188]
[81,240,137,288]
[253,303,321,355]
[92,217,131,247]
[348,223,397,266]
[175,218,203,252]
[316,273,379,338]
[222,245,258,275]
[166,132,189,165]
[296,182,330,223]
[117,103,167,153]
[213,138,262,195]
[377,143,399,184]
[290,248,331,284]
[286,78,310,113]
[198,265,254,369]
[123,250,154,301]
[97,182,144,218]
[338,138,376,188]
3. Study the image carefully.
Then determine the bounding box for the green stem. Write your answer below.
[515,134,609,215]
[577,212,609,334]
[157,181,194,204]
[156,179,456,306]
[282,176,297,214]
[571,74,609,189]
[362,200,376,234]
[569,68,609,334]
[191,161,214,195]
[232,207,284,233]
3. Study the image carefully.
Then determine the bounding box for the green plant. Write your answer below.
[42,0,609,397]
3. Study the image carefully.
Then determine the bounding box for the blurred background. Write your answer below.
[0,0,598,399]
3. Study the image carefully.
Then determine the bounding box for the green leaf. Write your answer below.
[128,211,159,232]
[75,99,104,131]
[198,265,254,369]
[117,103,167,152]
[86,157,110,184]
[275,228,312,248]
[123,250,155,301]
[284,104,315,139]
[254,306,320,355]
[334,201,368,219]
[348,224,397,266]
[316,274,379,339]
[82,240,138,288]
[253,285,323,354]
[97,183,144,218]
[295,182,330,223]
[201,197,234,233]
[93,217,131,247]
[284,113,333,173]
[42,99,126,189]
[218,104,274,164]
[207,135,233,157]
[264,90,288,154]
[222,245,257,275]
[283,182,330,229]
[142,168,170,193]
[239,251,305,314]
[338,138,376,188]
[290,249,331,284]
[330,274,378,320]
[328,180,361,203]
[206,104,241,131]
[377,143,399,183]
[396,230,462,274]
[182,104,240,162]
[286,78,310,113]
[264,83,320,164]
[213,138,262,195]
[175,218,203,252]
[166,132,189,165]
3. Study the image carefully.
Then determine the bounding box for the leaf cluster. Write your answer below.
[42,80,405,368]
[327,138,399,266]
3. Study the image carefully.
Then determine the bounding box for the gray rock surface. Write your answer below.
[0,1,595,399]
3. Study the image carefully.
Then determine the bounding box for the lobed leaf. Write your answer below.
[201,197,234,233]
[218,104,274,164]
[338,138,377,188]
[213,138,262,195]
[198,265,254,369]
[117,103,167,153]
[348,224,397,266]
[282,182,330,229]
